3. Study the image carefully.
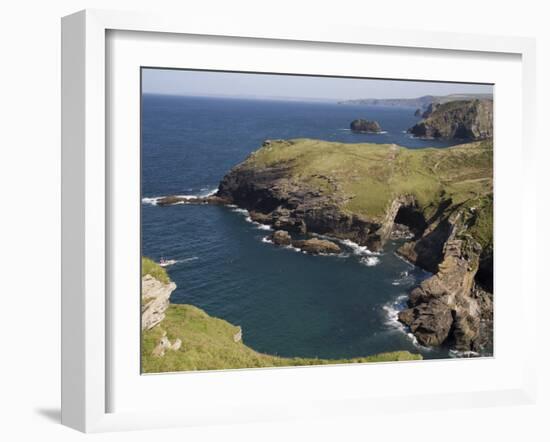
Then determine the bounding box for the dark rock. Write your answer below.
[350,119,382,133]
[249,210,272,224]
[414,108,422,117]
[408,99,493,140]
[272,207,307,233]
[397,308,415,326]
[292,238,341,254]
[156,194,228,207]
[270,230,292,246]
[401,300,454,347]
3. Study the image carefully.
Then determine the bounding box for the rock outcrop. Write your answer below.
[271,229,292,246]
[156,194,228,207]
[350,119,382,133]
[152,331,182,357]
[396,205,493,352]
[409,99,493,140]
[292,237,341,254]
[141,274,176,331]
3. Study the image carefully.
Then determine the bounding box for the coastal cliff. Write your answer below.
[408,99,493,141]
[211,138,493,354]
[141,257,421,372]
[339,93,492,111]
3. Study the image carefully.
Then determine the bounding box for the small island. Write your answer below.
[350,119,382,133]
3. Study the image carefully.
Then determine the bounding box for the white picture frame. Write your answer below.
[61,9,537,433]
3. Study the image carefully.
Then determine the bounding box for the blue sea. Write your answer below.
[141,94,461,360]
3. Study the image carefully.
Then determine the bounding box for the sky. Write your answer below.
[142,68,493,102]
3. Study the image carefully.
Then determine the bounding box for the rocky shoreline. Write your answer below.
[151,138,494,356]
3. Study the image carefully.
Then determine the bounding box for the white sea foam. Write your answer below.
[382,294,432,350]
[231,207,253,224]
[200,188,218,197]
[180,256,199,263]
[142,196,162,206]
[141,187,218,206]
[261,236,273,244]
[360,256,380,267]
[255,223,273,231]
[231,207,249,215]
[382,294,409,330]
[449,349,480,358]
[230,206,274,231]
[339,239,380,256]
[391,270,416,286]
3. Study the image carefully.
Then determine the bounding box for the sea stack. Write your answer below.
[350,119,382,133]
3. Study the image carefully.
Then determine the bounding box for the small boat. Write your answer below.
[159,257,177,267]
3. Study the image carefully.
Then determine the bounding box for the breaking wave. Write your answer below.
[382,294,432,351]
[141,187,218,206]
[231,207,273,231]
[360,256,380,267]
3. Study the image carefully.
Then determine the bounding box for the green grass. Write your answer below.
[141,257,170,284]
[142,303,422,373]
[242,138,493,223]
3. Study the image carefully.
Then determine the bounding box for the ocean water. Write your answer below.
[141,94,460,360]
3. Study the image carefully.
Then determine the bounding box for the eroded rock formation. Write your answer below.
[409,99,493,140]
[141,274,176,331]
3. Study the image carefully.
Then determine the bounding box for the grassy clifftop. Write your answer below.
[244,138,492,218]
[141,303,421,373]
[142,256,170,284]
[236,138,493,250]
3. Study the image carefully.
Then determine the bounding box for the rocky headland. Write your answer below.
[408,99,493,141]
[210,138,493,354]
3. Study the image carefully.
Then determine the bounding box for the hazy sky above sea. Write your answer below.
[142,68,493,101]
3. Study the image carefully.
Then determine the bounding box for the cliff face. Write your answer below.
[141,274,176,331]
[339,93,492,109]
[215,138,493,354]
[409,99,493,141]
[397,208,493,352]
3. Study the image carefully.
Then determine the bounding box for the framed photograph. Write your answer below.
[61,9,537,432]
